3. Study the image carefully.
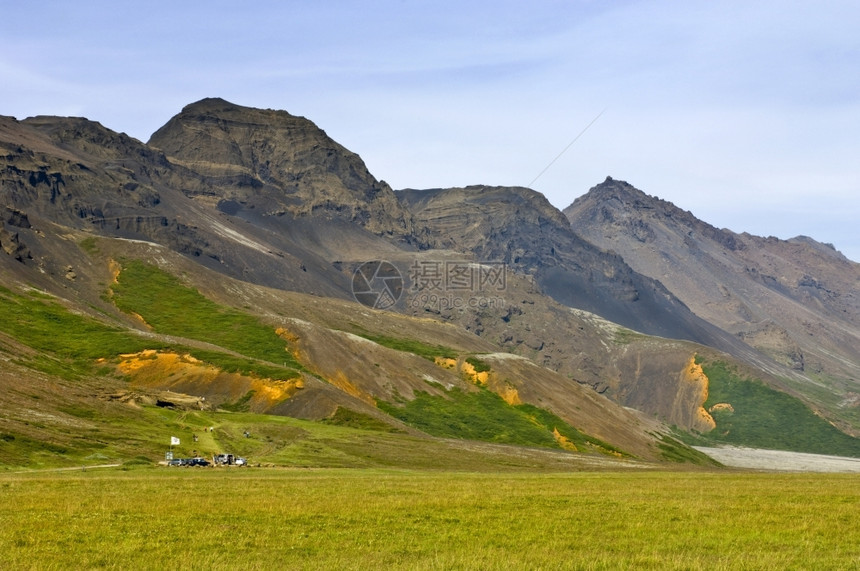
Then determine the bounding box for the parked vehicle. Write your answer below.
[167,455,244,468]
[213,453,248,466]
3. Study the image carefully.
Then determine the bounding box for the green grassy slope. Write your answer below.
[111,260,303,378]
[2,261,642,469]
[22,257,849,468]
[378,387,625,456]
[0,285,159,380]
[681,359,860,457]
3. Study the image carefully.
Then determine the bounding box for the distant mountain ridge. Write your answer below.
[1,98,859,467]
[400,185,762,350]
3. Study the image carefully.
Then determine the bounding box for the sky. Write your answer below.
[2,0,859,261]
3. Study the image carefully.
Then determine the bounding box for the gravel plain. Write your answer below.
[693,446,860,472]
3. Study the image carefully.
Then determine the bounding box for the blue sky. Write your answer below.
[2,0,859,261]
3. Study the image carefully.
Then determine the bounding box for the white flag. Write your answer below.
[170,436,180,446]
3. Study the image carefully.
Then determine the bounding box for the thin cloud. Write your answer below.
[1,1,858,260]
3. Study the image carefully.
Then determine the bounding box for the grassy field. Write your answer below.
[0,469,857,569]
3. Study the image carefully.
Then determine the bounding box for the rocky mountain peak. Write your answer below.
[176,96,241,114]
[787,235,848,262]
[10,114,161,167]
[574,176,654,207]
[566,176,742,251]
[570,176,683,218]
[149,98,417,239]
[399,183,745,348]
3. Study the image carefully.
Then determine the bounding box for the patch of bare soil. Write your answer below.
[693,446,860,472]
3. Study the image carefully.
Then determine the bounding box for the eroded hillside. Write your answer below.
[1,100,858,468]
[565,177,860,434]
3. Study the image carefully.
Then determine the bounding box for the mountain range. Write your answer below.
[1,97,858,468]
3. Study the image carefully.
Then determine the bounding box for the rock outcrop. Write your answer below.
[149,98,419,241]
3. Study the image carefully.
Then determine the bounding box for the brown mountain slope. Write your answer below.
[0,105,413,298]
[564,177,860,431]
[0,101,729,457]
[0,218,670,461]
[1,103,752,437]
[397,185,788,376]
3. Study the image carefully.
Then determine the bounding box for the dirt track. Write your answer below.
[693,446,860,472]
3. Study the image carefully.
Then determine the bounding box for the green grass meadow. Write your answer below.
[684,359,860,458]
[0,469,857,570]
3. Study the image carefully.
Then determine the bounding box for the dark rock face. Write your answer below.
[4,207,30,229]
[148,98,418,240]
[398,184,749,348]
[0,101,425,297]
[0,227,30,261]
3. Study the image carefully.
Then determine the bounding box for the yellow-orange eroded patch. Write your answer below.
[459,360,490,385]
[116,350,302,410]
[497,384,522,406]
[329,371,375,405]
[681,356,716,430]
[552,427,579,452]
